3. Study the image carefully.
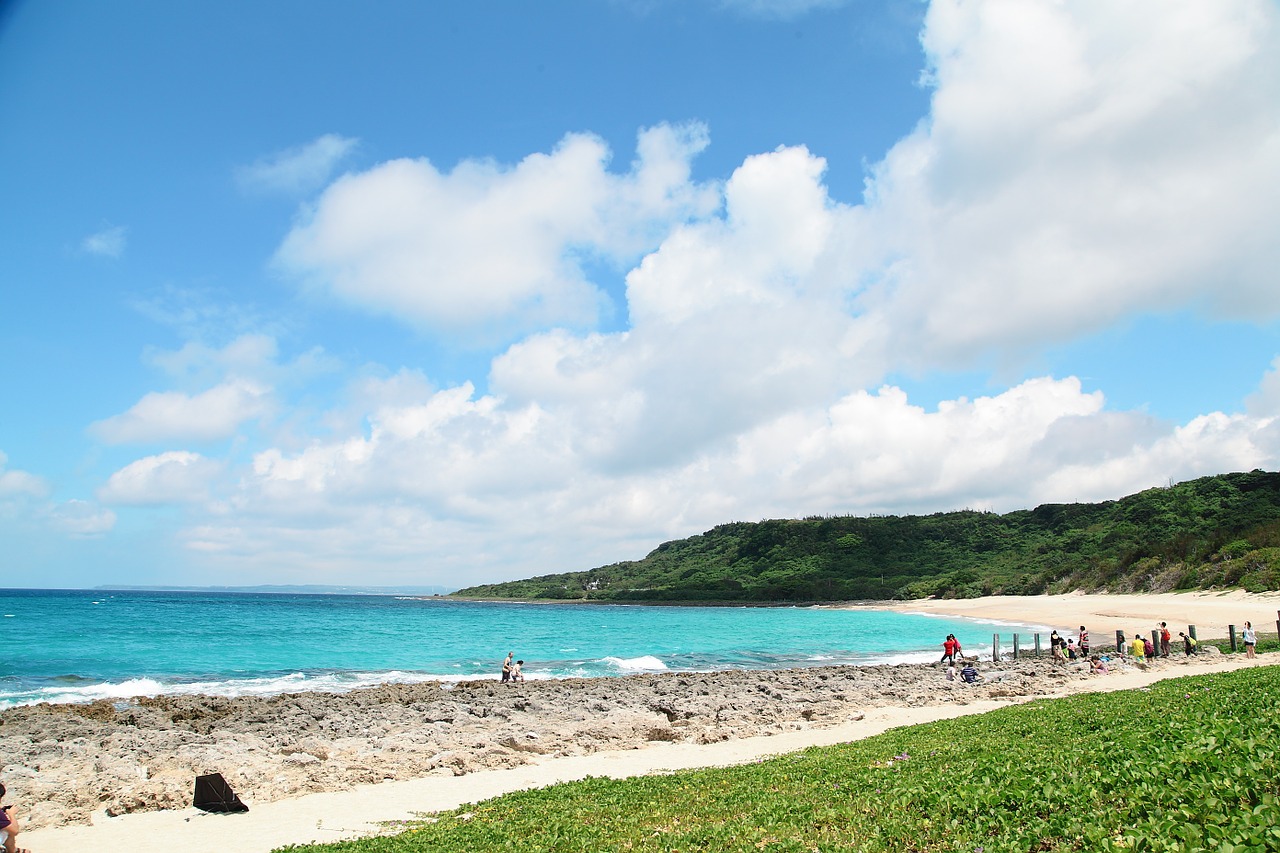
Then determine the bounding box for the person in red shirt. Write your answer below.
[940,634,960,665]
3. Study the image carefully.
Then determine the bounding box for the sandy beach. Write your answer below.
[15,591,1279,853]
[872,589,1280,640]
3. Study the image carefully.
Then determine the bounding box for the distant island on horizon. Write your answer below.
[94,583,456,596]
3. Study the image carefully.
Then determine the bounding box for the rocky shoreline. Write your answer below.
[1,652,1217,830]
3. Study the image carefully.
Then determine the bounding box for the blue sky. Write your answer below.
[2,0,1279,590]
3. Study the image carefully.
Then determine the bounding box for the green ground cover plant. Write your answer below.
[277,665,1280,853]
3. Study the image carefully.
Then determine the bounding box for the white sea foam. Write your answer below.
[601,655,668,672]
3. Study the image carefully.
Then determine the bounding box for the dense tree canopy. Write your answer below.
[452,471,1280,602]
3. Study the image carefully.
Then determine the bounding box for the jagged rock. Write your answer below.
[0,653,1211,830]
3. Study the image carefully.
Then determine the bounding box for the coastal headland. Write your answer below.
[17,590,1280,853]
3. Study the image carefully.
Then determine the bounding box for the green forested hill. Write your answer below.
[452,470,1280,602]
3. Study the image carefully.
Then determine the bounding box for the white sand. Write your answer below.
[21,592,1278,853]
[870,589,1280,640]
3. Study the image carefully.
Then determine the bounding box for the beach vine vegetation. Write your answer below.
[276,665,1280,853]
[453,470,1280,602]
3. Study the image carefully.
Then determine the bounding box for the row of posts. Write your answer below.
[987,609,1280,661]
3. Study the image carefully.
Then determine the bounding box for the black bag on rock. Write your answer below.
[193,772,249,813]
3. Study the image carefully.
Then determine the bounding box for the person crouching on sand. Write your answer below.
[510,659,525,683]
[0,782,30,853]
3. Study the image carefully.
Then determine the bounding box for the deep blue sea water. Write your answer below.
[0,589,1049,708]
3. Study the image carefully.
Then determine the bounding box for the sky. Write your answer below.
[2,0,1279,591]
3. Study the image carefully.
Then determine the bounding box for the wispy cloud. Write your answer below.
[237,133,358,195]
[89,378,273,444]
[81,225,127,258]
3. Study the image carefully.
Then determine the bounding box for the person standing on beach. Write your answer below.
[1130,634,1146,660]
[1050,630,1064,663]
[1159,622,1172,657]
[501,651,514,683]
[940,635,959,666]
[1242,621,1257,658]
[1078,626,1089,657]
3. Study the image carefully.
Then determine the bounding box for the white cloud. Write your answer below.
[46,499,117,538]
[160,371,1280,587]
[81,225,126,258]
[846,0,1280,370]
[90,378,272,444]
[0,452,50,500]
[98,451,222,506]
[133,1,1280,587]
[237,134,358,195]
[274,123,718,340]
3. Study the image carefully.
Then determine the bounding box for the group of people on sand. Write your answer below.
[500,651,525,684]
[1133,619,1257,659]
[940,635,982,683]
[0,781,31,853]
[1049,628,1090,663]
[1127,621,1212,660]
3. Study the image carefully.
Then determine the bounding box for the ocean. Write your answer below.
[1,588,1048,708]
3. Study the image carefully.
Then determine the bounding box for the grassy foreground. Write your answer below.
[278,665,1279,853]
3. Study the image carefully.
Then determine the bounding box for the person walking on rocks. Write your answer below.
[1242,621,1257,659]
[501,651,514,683]
[940,634,960,666]
[1179,632,1197,656]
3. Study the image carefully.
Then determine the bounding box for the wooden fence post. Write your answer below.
[1229,625,1237,652]
[1115,629,1125,652]
[1035,633,1041,657]
[993,633,999,662]
[1013,633,1020,660]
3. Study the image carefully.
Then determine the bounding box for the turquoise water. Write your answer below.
[0,589,1048,707]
